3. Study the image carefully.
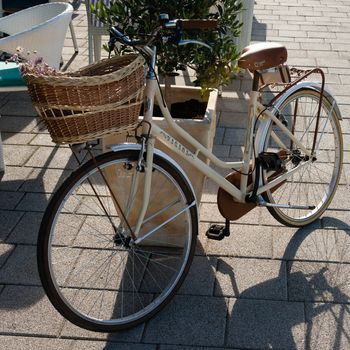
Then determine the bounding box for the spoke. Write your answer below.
[132,199,182,230]
[62,245,116,288]
[132,247,171,293]
[134,201,195,245]
[118,251,147,314]
[133,249,180,273]
[74,219,114,244]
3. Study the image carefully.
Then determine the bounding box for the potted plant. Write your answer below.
[92,0,243,201]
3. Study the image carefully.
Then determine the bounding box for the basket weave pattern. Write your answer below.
[23,54,145,144]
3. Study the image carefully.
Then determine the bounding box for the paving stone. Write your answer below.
[0,244,40,285]
[212,145,230,158]
[72,340,156,350]
[0,115,40,133]
[322,210,350,228]
[199,203,225,223]
[213,127,225,145]
[206,224,273,259]
[259,207,322,227]
[219,112,251,129]
[3,144,37,166]
[0,243,15,268]
[288,254,350,303]
[16,192,52,212]
[143,295,227,347]
[29,133,57,146]
[201,184,219,204]
[328,185,350,210]
[0,336,75,350]
[2,132,35,145]
[214,257,287,300]
[0,285,63,336]
[60,317,145,343]
[159,346,237,350]
[279,30,308,38]
[228,145,244,160]
[0,191,24,210]
[0,210,23,240]
[272,226,304,260]
[217,97,248,114]
[0,0,349,348]
[229,206,263,225]
[26,146,77,170]
[226,298,305,349]
[287,57,318,68]
[178,256,217,296]
[343,151,350,164]
[20,168,70,194]
[317,58,350,68]
[0,99,37,117]
[200,202,263,225]
[0,166,33,192]
[222,128,246,147]
[196,222,210,255]
[273,225,350,262]
[6,212,43,245]
[305,302,350,350]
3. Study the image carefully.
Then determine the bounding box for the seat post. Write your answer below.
[252,70,260,92]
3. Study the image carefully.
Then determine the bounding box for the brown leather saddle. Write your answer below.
[238,42,288,71]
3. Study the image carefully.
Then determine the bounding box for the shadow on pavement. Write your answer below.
[0,146,80,309]
[99,217,350,349]
[228,217,350,349]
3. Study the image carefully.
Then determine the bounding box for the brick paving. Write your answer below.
[0,0,350,349]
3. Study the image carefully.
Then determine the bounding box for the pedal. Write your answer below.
[206,220,230,241]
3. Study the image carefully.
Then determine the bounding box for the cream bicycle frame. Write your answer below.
[129,74,313,238]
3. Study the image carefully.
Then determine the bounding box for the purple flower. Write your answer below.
[34,57,43,65]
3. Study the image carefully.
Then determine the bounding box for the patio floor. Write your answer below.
[0,0,350,349]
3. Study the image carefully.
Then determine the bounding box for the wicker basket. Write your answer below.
[23,54,145,144]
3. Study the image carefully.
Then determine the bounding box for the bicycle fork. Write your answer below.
[132,136,155,238]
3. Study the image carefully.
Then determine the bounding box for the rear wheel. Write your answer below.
[37,149,198,331]
[262,89,343,227]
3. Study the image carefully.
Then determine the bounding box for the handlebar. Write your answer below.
[108,16,218,51]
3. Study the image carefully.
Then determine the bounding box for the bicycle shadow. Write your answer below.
[12,205,347,349]
[226,217,350,349]
[115,217,350,349]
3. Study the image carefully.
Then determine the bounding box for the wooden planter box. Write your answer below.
[103,85,218,203]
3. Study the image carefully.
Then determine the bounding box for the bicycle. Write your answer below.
[36,16,343,332]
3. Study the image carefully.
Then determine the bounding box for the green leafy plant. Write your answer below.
[92,0,243,93]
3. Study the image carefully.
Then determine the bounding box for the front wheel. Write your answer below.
[37,149,198,332]
[262,88,343,227]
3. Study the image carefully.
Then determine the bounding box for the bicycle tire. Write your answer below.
[37,149,198,332]
[262,88,343,227]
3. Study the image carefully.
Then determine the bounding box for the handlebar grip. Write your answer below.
[179,19,218,30]
[110,26,132,45]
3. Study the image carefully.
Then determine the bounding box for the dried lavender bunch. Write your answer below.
[6,47,61,76]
